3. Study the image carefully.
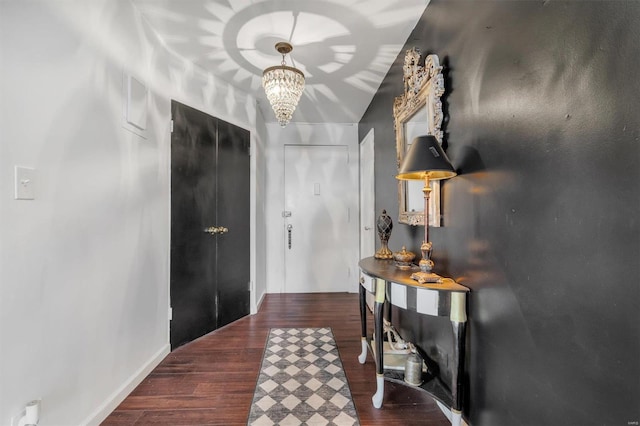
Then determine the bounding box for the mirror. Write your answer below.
[393,48,445,226]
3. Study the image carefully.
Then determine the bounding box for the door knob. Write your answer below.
[204,226,229,235]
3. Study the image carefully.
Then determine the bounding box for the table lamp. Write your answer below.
[396,135,456,283]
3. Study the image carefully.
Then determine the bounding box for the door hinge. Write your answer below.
[168,307,173,320]
[170,119,174,133]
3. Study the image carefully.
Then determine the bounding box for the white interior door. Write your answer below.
[284,145,351,293]
[360,129,375,261]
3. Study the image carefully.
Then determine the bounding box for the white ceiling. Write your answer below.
[132,0,429,124]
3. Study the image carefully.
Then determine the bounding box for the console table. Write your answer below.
[358,256,469,426]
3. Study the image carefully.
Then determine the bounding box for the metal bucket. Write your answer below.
[404,352,423,386]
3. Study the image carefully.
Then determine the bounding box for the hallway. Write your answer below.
[103,293,450,425]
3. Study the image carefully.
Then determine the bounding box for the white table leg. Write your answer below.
[358,338,368,364]
[372,374,384,409]
[451,409,462,426]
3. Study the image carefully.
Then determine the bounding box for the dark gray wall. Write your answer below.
[359,1,640,425]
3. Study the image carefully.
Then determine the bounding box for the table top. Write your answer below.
[359,257,469,293]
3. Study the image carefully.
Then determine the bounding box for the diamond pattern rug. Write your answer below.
[247,328,360,426]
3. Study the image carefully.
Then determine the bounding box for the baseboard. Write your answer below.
[82,343,170,425]
[255,290,266,313]
[436,400,470,426]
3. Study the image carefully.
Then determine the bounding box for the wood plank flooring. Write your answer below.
[102,293,450,425]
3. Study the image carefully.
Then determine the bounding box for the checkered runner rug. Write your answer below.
[247,328,360,426]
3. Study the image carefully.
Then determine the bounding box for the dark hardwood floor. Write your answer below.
[102,293,450,425]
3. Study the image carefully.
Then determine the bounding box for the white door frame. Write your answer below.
[359,129,375,292]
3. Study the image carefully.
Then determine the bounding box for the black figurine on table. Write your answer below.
[374,210,393,259]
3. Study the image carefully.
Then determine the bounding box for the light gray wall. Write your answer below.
[0,1,257,424]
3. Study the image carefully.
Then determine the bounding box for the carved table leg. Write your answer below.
[358,280,368,364]
[372,279,386,409]
[450,321,466,426]
[450,292,467,426]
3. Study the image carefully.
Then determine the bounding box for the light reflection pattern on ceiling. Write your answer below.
[132,0,430,123]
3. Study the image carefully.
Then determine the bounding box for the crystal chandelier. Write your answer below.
[262,42,305,127]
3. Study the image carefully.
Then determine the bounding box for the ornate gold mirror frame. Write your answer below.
[393,48,445,226]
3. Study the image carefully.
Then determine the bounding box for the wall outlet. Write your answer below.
[10,410,25,426]
[10,399,40,426]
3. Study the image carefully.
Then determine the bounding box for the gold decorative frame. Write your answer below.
[393,49,445,226]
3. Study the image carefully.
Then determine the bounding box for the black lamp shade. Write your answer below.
[396,135,457,181]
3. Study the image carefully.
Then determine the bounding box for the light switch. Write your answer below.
[14,166,36,200]
[314,183,320,195]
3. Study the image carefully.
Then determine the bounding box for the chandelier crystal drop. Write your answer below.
[262,42,305,127]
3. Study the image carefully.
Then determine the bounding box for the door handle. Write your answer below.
[364,226,372,230]
[204,226,229,235]
[287,224,292,249]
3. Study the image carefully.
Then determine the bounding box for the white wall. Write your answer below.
[264,123,360,294]
[0,1,257,424]
[253,106,269,308]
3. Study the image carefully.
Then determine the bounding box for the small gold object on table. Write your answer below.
[393,246,416,270]
[374,209,394,259]
[410,271,443,284]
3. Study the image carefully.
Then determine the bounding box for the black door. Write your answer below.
[216,119,251,328]
[170,101,250,349]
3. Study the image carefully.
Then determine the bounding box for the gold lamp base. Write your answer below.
[411,240,442,284]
